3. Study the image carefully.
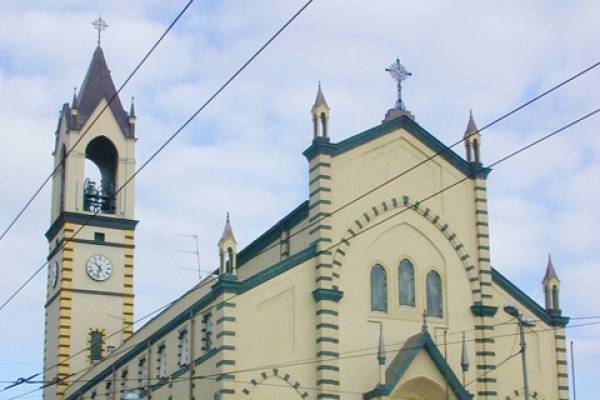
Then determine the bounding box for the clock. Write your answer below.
[86,255,113,281]
[49,261,59,288]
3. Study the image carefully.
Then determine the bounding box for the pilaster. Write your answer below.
[306,137,341,399]
[211,275,240,400]
[553,327,569,400]
[471,169,498,399]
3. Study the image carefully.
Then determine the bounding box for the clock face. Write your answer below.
[49,261,59,288]
[86,255,113,281]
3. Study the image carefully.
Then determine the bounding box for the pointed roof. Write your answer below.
[76,46,133,137]
[129,96,136,118]
[364,330,473,400]
[219,212,237,245]
[464,109,478,139]
[543,254,559,283]
[312,82,329,111]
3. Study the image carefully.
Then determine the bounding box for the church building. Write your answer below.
[43,37,570,400]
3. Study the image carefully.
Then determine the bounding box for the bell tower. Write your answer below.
[43,30,138,400]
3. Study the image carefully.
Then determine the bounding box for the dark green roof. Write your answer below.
[304,115,478,178]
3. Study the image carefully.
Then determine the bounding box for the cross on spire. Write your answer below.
[92,16,108,47]
[386,58,412,110]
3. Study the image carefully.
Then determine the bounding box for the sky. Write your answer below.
[0,0,599,398]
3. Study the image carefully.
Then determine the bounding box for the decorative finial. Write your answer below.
[92,16,108,47]
[226,212,230,223]
[129,96,136,118]
[72,87,78,108]
[386,58,411,110]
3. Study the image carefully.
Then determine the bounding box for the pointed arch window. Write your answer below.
[426,270,443,317]
[370,265,388,312]
[398,259,415,306]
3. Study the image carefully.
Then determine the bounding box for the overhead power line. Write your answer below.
[0,0,317,313]
[7,320,600,400]
[5,108,598,399]
[0,0,196,242]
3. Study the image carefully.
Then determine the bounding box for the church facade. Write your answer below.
[44,45,570,400]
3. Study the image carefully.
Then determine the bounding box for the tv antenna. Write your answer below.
[178,234,207,280]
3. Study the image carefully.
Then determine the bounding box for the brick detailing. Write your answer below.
[123,230,135,339]
[307,154,340,399]
[554,327,570,399]
[240,369,309,398]
[213,294,237,399]
[330,196,481,298]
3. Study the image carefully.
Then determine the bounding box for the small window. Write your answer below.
[138,357,147,389]
[94,232,105,242]
[202,314,213,352]
[91,391,97,400]
[120,368,129,397]
[370,265,388,312]
[105,380,113,400]
[426,270,443,317]
[178,328,190,366]
[398,259,415,307]
[89,330,104,363]
[157,344,167,379]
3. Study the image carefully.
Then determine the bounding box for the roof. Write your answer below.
[312,82,329,111]
[303,115,487,179]
[364,329,473,400]
[75,46,133,137]
[543,254,559,283]
[219,213,237,245]
[464,109,478,139]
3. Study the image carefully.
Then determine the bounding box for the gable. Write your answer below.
[304,115,478,178]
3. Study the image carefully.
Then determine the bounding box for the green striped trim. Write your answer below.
[475,198,487,203]
[316,394,340,400]
[559,386,570,390]
[475,338,495,344]
[316,263,333,270]
[555,334,566,340]
[476,351,495,356]
[475,325,495,330]
[309,199,332,210]
[316,309,338,316]
[558,373,568,378]
[557,360,567,365]
[216,302,236,310]
[316,323,339,330]
[309,212,331,223]
[309,187,332,197]
[216,331,235,338]
[475,185,487,191]
[309,162,331,173]
[216,316,236,325]
[309,174,331,185]
[317,379,339,386]
[317,365,339,372]
[216,359,235,367]
[317,350,339,358]
[475,210,488,215]
[478,245,490,250]
[477,377,497,383]
[316,276,333,283]
[317,337,339,344]
[309,224,332,235]
[476,365,496,370]
[477,391,497,396]
[477,233,489,238]
[556,348,567,353]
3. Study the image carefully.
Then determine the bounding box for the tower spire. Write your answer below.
[542,253,561,311]
[218,213,238,275]
[311,82,330,140]
[464,108,481,163]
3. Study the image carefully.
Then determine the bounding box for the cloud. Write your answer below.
[0,1,599,399]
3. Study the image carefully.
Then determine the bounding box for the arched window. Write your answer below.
[370,265,388,312]
[83,136,118,214]
[426,271,443,317]
[320,112,328,138]
[398,259,415,306]
[552,285,559,309]
[226,247,235,274]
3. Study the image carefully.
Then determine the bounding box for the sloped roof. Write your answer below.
[543,254,559,283]
[219,213,237,245]
[312,82,329,111]
[364,329,473,399]
[75,46,132,137]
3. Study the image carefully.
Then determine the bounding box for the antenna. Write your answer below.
[178,234,204,280]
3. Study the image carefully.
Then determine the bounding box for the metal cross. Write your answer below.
[92,16,108,47]
[386,58,412,110]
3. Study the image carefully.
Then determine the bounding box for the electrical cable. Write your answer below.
[6,104,599,397]
[0,0,196,242]
[0,0,317,313]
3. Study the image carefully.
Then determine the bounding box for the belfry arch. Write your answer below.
[83,135,118,214]
[331,194,482,304]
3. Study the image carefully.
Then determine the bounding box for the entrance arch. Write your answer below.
[393,377,446,400]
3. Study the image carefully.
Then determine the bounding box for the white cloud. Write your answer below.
[0,1,599,399]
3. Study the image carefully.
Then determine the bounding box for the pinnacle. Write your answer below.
[464,108,479,139]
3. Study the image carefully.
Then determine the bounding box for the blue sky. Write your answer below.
[0,1,599,398]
